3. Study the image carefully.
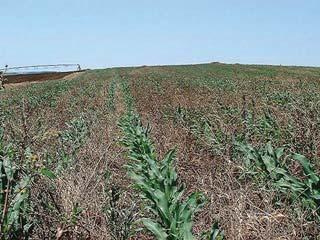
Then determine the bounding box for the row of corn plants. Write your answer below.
[163,95,320,231]
[0,113,90,239]
[0,69,110,239]
[105,73,117,112]
[168,98,320,219]
[119,113,224,239]
[236,141,320,219]
[34,114,92,238]
[120,65,320,238]
[54,114,89,174]
[0,128,50,239]
[118,74,224,239]
[172,105,227,156]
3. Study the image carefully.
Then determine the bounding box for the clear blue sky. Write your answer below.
[1,0,319,69]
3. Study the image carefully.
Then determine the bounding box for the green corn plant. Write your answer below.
[257,110,281,142]
[119,113,222,240]
[59,115,88,154]
[236,141,320,217]
[106,77,116,112]
[267,91,293,107]
[56,115,89,173]
[235,141,287,179]
[120,78,134,111]
[0,127,32,239]
[193,118,226,155]
[276,154,320,214]
[174,107,225,155]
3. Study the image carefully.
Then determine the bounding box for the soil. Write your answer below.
[4,71,85,88]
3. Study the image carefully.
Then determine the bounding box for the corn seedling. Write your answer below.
[119,113,222,240]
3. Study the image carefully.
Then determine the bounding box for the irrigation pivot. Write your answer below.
[0,64,82,75]
[1,64,84,85]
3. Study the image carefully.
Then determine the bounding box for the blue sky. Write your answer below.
[0,0,319,69]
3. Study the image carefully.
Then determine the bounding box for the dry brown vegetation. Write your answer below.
[0,63,320,239]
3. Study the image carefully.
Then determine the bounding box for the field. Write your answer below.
[0,63,320,239]
[4,71,84,85]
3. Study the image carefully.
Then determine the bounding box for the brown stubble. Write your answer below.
[30,71,132,239]
[124,66,319,239]
[3,64,319,239]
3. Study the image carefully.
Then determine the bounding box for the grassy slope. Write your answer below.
[1,63,320,239]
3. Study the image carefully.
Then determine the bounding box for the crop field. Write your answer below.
[3,71,84,87]
[0,63,320,239]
